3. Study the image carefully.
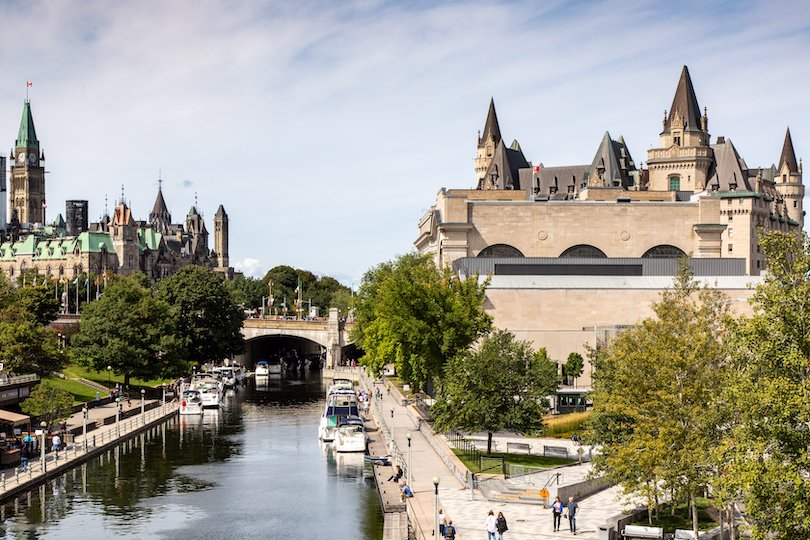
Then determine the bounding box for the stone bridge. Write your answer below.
[238,308,355,369]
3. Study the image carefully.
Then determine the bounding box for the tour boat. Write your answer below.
[334,416,366,453]
[255,361,270,377]
[179,390,204,415]
[318,394,360,442]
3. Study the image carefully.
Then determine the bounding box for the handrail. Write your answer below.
[0,374,39,386]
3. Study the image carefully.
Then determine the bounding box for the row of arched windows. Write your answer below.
[477,243,687,259]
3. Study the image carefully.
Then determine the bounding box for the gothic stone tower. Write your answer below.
[646,66,713,192]
[474,98,502,183]
[775,127,804,226]
[214,204,229,268]
[10,101,46,224]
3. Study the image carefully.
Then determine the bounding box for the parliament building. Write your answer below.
[416,66,803,391]
[0,100,233,282]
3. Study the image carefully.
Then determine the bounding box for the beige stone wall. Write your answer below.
[485,285,757,388]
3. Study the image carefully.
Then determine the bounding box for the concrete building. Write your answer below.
[416,66,802,388]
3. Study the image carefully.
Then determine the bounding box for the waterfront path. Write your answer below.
[0,399,178,503]
[358,375,636,540]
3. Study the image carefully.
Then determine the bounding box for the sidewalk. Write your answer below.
[361,378,637,540]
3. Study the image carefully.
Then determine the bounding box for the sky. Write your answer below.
[1,0,809,285]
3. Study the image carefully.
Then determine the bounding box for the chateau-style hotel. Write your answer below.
[416,66,803,392]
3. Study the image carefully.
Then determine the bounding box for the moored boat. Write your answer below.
[334,416,366,453]
[318,394,360,442]
[179,390,204,415]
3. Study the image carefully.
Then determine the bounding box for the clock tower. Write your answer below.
[10,100,46,225]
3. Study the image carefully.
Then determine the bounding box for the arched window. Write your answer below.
[559,245,607,258]
[477,244,524,258]
[642,245,687,259]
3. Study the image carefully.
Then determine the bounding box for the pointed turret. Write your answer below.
[778,128,799,173]
[480,98,502,146]
[16,101,39,151]
[665,66,702,133]
[149,183,172,234]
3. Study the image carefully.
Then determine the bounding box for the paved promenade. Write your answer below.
[359,376,638,540]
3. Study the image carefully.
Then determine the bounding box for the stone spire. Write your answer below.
[479,98,502,146]
[149,180,172,234]
[778,127,799,173]
[665,66,702,132]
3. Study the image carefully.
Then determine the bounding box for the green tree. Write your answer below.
[14,285,61,325]
[157,266,245,366]
[351,253,492,390]
[563,352,585,387]
[588,266,730,536]
[72,274,182,386]
[21,381,73,432]
[225,275,266,310]
[722,231,810,540]
[432,330,559,452]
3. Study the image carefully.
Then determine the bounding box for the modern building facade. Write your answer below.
[416,66,802,386]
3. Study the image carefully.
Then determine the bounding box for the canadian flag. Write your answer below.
[533,165,540,173]
[26,82,32,88]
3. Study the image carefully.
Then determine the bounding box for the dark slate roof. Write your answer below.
[149,187,172,233]
[479,139,529,190]
[480,98,502,145]
[588,132,636,188]
[779,128,799,173]
[532,164,590,197]
[215,204,228,218]
[708,138,751,192]
[666,66,703,132]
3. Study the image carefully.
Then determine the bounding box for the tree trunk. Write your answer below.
[719,508,725,540]
[487,431,493,454]
[728,502,736,540]
[670,488,676,516]
[124,374,130,388]
[654,488,660,521]
[690,492,699,540]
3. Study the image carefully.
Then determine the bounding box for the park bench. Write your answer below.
[506,442,532,454]
[542,445,569,458]
[674,530,708,539]
[622,524,664,539]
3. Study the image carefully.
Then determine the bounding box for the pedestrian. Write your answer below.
[19,444,29,471]
[95,391,100,407]
[438,507,446,537]
[387,465,403,482]
[552,495,564,531]
[564,496,579,535]
[496,511,508,539]
[52,434,62,452]
[485,509,497,540]
[444,518,457,539]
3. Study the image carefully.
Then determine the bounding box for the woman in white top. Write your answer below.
[485,509,497,540]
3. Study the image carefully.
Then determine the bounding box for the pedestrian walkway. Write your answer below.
[359,376,640,540]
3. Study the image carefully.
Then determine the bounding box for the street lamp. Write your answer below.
[390,408,395,443]
[407,432,412,485]
[433,476,440,540]
[115,397,120,437]
[40,421,47,473]
[140,389,145,425]
[82,405,88,452]
[106,365,112,389]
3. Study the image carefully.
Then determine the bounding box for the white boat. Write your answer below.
[318,394,360,442]
[198,382,223,408]
[334,416,366,453]
[327,378,355,396]
[268,358,283,375]
[179,390,204,415]
[255,361,270,377]
[212,367,237,388]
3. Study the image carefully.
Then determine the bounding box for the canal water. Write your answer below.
[0,375,384,539]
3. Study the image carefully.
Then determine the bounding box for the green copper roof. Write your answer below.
[16,101,39,150]
[187,206,198,218]
[138,227,162,252]
[76,232,115,254]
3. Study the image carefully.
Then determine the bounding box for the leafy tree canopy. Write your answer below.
[351,253,492,390]
[432,330,559,452]
[563,352,584,382]
[262,265,352,316]
[156,266,245,365]
[21,381,73,432]
[72,274,183,386]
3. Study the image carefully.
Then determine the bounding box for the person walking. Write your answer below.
[52,434,62,453]
[438,508,447,537]
[552,496,564,531]
[444,519,457,539]
[496,511,508,539]
[485,509,497,540]
[564,496,579,535]
[19,444,30,471]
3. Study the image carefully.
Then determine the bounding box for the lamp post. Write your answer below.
[140,389,145,425]
[40,421,47,473]
[82,405,88,452]
[390,408,395,443]
[115,397,120,437]
[407,432,412,485]
[106,365,112,389]
[433,476,440,540]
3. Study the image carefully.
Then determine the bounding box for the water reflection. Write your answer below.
[0,375,383,539]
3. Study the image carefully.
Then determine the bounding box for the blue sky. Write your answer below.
[1,0,809,284]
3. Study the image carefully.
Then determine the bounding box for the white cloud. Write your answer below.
[2,0,809,279]
[234,258,264,279]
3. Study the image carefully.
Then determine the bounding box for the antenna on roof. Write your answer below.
[194,192,198,208]
[104,195,108,217]
[158,169,163,191]
[120,184,125,204]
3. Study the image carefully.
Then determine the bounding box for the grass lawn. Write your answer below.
[452,448,574,473]
[386,376,413,398]
[61,364,171,390]
[650,497,720,532]
[42,375,102,405]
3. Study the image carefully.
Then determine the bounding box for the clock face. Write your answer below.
[17,152,25,163]
[28,153,36,165]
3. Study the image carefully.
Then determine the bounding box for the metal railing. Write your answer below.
[0,374,39,386]
[0,401,178,498]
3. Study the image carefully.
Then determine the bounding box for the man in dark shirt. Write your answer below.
[564,496,579,535]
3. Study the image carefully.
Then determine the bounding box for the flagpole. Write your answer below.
[75,278,79,315]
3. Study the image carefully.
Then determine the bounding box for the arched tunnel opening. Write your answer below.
[243,335,326,372]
